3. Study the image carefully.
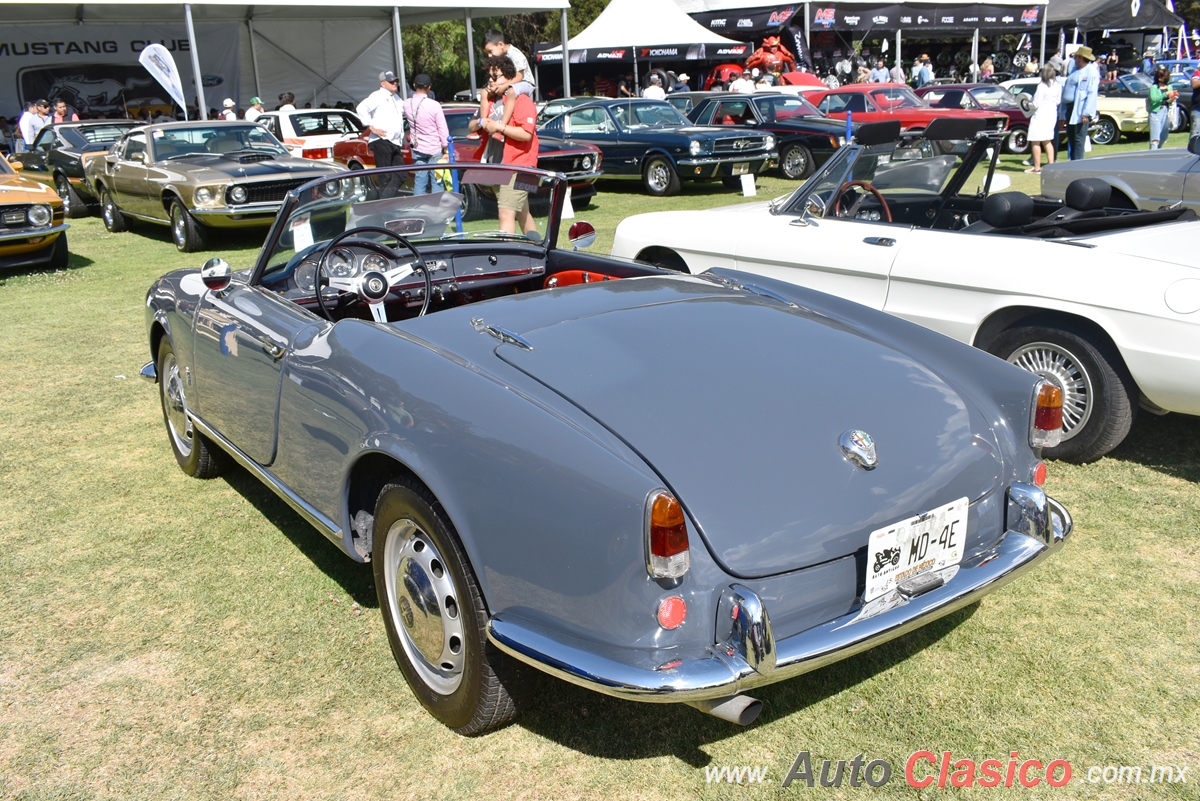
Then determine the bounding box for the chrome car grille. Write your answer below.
[0,205,36,231]
[713,136,770,155]
[227,179,309,205]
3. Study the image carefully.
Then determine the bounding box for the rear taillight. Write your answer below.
[303,148,329,159]
[645,490,690,579]
[1031,380,1064,448]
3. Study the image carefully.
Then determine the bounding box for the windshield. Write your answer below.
[869,86,926,109]
[968,85,1020,107]
[288,111,362,136]
[783,134,987,219]
[153,124,288,158]
[752,94,822,120]
[611,102,691,130]
[258,164,562,290]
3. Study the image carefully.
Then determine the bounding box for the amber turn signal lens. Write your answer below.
[1031,380,1064,448]
[646,490,690,579]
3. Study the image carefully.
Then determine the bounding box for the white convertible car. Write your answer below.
[612,118,1200,462]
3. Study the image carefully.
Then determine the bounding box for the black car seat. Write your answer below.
[1041,178,1112,222]
[962,191,1035,232]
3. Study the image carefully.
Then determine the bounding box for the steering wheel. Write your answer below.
[313,226,432,323]
[832,180,893,222]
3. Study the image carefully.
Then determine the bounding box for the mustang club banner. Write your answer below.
[1,23,239,118]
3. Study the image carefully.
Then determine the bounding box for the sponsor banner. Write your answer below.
[808,4,1042,31]
[533,42,749,64]
[1,23,239,117]
[692,5,799,39]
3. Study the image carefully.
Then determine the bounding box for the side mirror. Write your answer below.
[567,221,596,250]
[130,152,146,163]
[200,257,232,292]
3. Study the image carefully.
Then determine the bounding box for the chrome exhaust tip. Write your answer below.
[687,694,763,726]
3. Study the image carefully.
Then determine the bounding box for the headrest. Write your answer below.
[1065,177,1112,211]
[982,191,1035,228]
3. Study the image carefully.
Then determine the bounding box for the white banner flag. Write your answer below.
[139,43,187,119]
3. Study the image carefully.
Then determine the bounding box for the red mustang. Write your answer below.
[332,104,603,206]
[806,84,1009,134]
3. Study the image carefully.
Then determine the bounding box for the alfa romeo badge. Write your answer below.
[839,429,878,470]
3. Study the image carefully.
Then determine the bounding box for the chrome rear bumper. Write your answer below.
[488,487,1071,704]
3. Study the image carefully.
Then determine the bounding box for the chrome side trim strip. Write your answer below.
[188,412,345,549]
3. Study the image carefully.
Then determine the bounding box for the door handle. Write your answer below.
[863,236,896,247]
[257,336,285,361]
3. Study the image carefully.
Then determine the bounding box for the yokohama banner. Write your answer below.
[1,23,239,118]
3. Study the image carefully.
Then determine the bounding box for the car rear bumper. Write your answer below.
[488,485,1070,704]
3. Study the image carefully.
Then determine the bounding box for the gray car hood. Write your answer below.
[497,287,1003,578]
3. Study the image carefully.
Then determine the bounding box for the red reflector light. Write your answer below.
[646,490,690,579]
[657,596,687,629]
[303,148,329,159]
[1032,380,1064,448]
[1033,461,1048,487]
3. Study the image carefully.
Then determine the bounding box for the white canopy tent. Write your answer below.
[0,0,571,117]
[539,0,745,85]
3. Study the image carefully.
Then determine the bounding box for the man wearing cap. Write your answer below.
[245,97,265,122]
[643,74,666,100]
[218,99,237,121]
[357,71,407,195]
[1061,46,1099,160]
[671,73,691,93]
[403,74,449,195]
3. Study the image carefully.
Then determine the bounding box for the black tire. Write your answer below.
[1006,126,1030,155]
[55,174,87,219]
[348,160,364,170]
[642,155,681,196]
[100,187,125,233]
[460,183,495,222]
[779,143,814,180]
[987,326,1136,463]
[373,479,524,735]
[157,338,224,478]
[1091,117,1119,146]
[48,232,68,269]
[170,198,207,253]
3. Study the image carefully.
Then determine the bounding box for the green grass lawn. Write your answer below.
[1,134,1197,800]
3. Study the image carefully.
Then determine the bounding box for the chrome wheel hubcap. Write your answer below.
[384,518,465,694]
[161,353,194,457]
[1007,342,1093,441]
[647,163,668,191]
[172,208,186,248]
[783,148,808,178]
[56,178,71,214]
[103,196,114,227]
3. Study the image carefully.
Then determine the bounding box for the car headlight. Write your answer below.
[689,140,703,156]
[194,187,214,205]
[229,185,248,204]
[764,135,776,150]
[581,154,593,170]
[26,204,52,227]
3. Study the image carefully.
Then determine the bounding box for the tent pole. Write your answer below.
[466,13,478,101]
[184,3,206,120]
[896,30,901,73]
[561,8,572,99]
[972,28,979,77]
[393,7,409,99]
[247,16,262,100]
[1040,8,1047,66]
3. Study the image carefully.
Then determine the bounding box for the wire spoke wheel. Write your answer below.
[1007,341,1093,439]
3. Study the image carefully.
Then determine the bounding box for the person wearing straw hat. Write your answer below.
[1061,45,1099,160]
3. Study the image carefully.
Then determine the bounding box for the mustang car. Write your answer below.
[612,118,1200,462]
[808,84,1009,135]
[537,98,776,196]
[915,83,1032,154]
[686,92,850,180]
[334,104,602,215]
[86,121,345,252]
[141,162,1071,734]
[8,119,138,217]
[0,156,68,270]
[256,108,365,161]
[1039,135,1200,213]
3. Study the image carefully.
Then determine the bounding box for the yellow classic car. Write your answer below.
[1,157,68,270]
[1001,77,1149,144]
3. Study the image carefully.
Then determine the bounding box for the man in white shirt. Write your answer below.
[17,100,49,152]
[730,72,756,93]
[642,74,666,100]
[218,99,237,121]
[357,71,406,194]
[244,97,265,122]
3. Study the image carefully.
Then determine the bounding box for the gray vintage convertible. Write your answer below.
[142,163,1072,734]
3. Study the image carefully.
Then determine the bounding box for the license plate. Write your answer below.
[865,497,967,602]
[731,162,749,175]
